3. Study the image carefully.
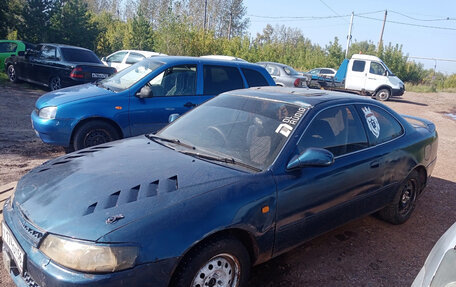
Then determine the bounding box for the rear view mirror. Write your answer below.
[136,86,153,99]
[287,148,334,170]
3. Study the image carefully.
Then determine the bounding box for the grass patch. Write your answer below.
[0,72,8,84]
[405,83,456,93]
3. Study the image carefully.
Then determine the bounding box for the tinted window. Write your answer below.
[41,46,56,59]
[352,60,365,72]
[266,65,279,76]
[242,68,269,87]
[203,65,244,95]
[61,48,101,63]
[0,42,17,53]
[125,52,145,64]
[298,105,368,157]
[321,69,334,75]
[147,65,197,97]
[357,105,403,145]
[369,62,386,76]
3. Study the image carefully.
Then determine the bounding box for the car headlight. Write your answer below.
[39,234,138,273]
[38,106,57,119]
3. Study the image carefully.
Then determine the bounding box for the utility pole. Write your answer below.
[228,11,232,40]
[378,10,387,52]
[345,12,354,59]
[203,0,208,31]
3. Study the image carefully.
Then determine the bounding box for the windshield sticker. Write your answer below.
[275,106,307,137]
[362,107,380,138]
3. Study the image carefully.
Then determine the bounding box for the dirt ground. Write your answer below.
[0,81,455,287]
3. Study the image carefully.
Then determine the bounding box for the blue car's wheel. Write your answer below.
[73,120,120,150]
[377,170,419,225]
[172,237,250,287]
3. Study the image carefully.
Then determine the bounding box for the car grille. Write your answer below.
[23,271,41,287]
[20,218,43,241]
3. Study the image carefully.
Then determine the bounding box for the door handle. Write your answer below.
[184,102,196,108]
[370,161,380,168]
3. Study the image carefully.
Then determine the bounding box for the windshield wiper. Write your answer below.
[180,151,261,172]
[145,134,195,149]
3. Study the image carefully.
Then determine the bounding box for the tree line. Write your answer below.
[1,0,455,87]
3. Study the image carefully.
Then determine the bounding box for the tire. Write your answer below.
[375,88,391,101]
[49,76,61,91]
[377,170,420,225]
[72,120,120,151]
[171,237,251,287]
[7,65,19,83]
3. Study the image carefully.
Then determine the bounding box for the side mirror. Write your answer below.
[136,86,153,99]
[101,57,106,62]
[18,51,25,56]
[287,148,334,170]
[168,113,180,123]
[383,70,389,76]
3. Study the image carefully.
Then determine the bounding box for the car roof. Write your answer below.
[38,43,92,51]
[224,86,378,108]
[145,56,265,69]
[111,50,167,57]
[256,61,291,68]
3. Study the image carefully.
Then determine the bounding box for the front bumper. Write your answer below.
[392,86,405,97]
[3,199,177,287]
[31,109,74,146]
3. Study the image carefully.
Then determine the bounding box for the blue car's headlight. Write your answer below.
[39,234,138,272]
[38,106,57,119]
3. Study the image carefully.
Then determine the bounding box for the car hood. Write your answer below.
[35,83,114,108]
[13,136,245,241]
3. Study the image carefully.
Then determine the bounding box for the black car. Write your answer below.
[5,43,117,90]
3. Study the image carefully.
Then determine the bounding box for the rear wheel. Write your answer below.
[375,88,391,101]
[377,170,420,224]
[7,65,18,83]
[49,76,61,91]
[171,237,251,287]
[72,120,120,151]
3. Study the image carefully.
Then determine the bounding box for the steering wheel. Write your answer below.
[206,126,227,146]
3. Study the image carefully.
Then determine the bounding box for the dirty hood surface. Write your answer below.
[13,136,245,241]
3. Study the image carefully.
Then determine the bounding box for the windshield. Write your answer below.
[99,60,164,92]
[157,94,307,171]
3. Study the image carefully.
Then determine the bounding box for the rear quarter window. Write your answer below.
[352,60,366,72]
[241,68,269,87]
[60,48,101,63]
[203,65,244,95]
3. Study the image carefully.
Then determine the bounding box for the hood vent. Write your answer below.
[83,175,179,216]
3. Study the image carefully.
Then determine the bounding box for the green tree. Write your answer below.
[325,37,344,68]
[19,0,54,42]
[49,0,98,49]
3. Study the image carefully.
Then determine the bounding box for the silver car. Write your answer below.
[412,222,456,287]
[257,61,309,88]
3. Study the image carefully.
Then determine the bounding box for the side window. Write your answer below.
[107,51,127,63]
[41,46,56,59]
[147,64,197,97]
[321,69,334,75]
[352,60,366,72]
[369,62,386,76]
[242,68,269,87]
[283,66,292,75]
[203,65,244,95]
[126,52,145,65]
[0,42,17,53]
[266,65,279,76]
[297,105,368,157]
[356,105,403,145]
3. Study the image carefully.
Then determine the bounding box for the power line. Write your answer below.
[247,10,383,20]
[389,10,456,22]
[357,15,456,31]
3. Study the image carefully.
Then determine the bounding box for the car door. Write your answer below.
[345,59,367,90]
[364,61,387,92]
[32,45,57,84]
[274,104,388,252]
[128,64,199,135]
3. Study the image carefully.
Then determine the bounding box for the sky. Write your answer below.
[244,0,456,74]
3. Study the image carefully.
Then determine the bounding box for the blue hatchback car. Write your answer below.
[31,56,275,151]
[4,87,437,287]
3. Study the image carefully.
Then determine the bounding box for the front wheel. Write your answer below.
[375,88,391,101]
[377,170,420,224]
[72,120,120,151]
[7,65,19,83]
[171,237,251,287]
